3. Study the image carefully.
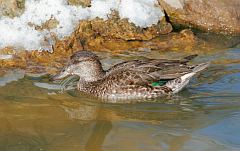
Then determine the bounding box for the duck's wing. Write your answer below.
[104,55,199,86]
[106,60,148,74]
[107,54,197,75]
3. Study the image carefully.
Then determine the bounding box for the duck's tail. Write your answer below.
[166,62,210,94]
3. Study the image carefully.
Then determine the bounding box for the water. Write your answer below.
[0,47,240,151]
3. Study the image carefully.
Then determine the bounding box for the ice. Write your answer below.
[0,70,25,87]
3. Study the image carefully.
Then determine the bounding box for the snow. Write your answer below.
[0,0,164,51]
[119,0,164,27]
[89,0,119,19]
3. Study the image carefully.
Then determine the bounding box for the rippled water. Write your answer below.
[0,46,240,151]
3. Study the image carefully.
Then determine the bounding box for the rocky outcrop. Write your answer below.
[0,0,25,18]
[0,28,198,75]
[0,1,200,74]
[71,14,195,52]
[72,11,172,50]
[1,0,229,75]
[158,0,240,34]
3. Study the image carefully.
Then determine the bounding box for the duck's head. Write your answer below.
[52,51,105,82]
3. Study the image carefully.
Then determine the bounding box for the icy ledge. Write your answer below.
[0,70,25,87]
[0,0,164,51]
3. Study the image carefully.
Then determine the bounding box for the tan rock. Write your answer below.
[28,18,60,31]
[0,28,198,74]
[67,0,91,7]
[0,0,25,18]
[73,11,172,46]
[158,0,240,34]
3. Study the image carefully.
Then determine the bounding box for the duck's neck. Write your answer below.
[78,60,106,82]
[89,60,106,81]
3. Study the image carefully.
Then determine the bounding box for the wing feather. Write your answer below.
[104,55,197,86]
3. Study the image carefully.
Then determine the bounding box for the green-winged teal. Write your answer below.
[52,51,209,100]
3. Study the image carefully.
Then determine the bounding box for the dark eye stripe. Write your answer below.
[72,58,95,65]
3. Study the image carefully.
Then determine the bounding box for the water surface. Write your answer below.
[0,46,240,151]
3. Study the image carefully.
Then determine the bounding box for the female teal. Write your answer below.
[52,51,209,100]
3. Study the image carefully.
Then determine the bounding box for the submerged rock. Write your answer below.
[158,0,240,34]
[0,0,25,18]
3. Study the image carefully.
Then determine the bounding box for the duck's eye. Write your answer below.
[62,69,66,72]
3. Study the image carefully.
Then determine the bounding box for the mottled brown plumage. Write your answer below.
[52,51,209,100]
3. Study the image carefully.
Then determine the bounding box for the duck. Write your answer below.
[52,50,209,100]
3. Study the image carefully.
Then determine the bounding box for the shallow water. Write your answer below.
[0,46,240,151]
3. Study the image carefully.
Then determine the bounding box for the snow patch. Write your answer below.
[119,0,164,27]
[0,0,164,51]
[89,0,119,19]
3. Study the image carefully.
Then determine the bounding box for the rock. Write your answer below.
[67,0,91,7]
[0,0,25,18]
[144,29,197,51]
[73,11,172,49]
[158,0,240,34]
[28,18,60,31]
[0,28,198,73]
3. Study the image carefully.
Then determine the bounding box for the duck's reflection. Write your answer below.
[54,94,202,150]
[85,120,112,151]
[56,85,240,150]
[0,89,238,151]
